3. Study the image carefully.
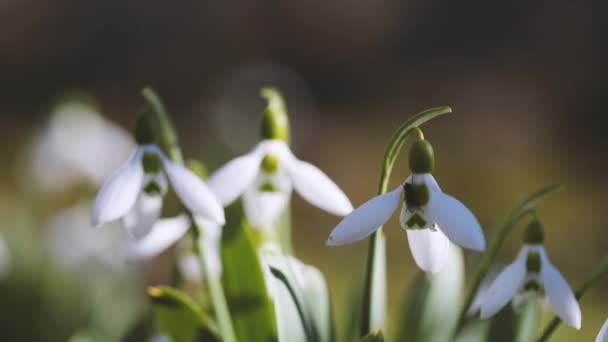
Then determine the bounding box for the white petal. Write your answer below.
[427,191,486,251]
[286,159,353,216]
[194,216,223,277]
[161,157,225,225]
[405,227,450,273]
[208,150,263,205]
[243,183,292,229]
[479,248,528,319]
[91,148,145,227]
[123,194,163,239]
[326,187,402,246]
[596,319,608,342]
[540,251,582,330]
[127,215,191,259]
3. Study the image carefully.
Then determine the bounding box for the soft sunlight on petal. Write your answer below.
[287,159,353,216]
[208,149,263,205]
[326,187,402,246]
[597,319,608,342]
[127,215,191,260]
[91,148,145,227]
[540,251,582,329]
[427,191,486,251]
[162,157,225,225]
[480,248,528,319]
[123,194,163,239]
[243,182,292,229]
[405,227,450,273]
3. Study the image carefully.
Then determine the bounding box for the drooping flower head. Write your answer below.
[208,88,353,228]
[480,220,582,330]
[91,94,225,247]
[327,134,485,273]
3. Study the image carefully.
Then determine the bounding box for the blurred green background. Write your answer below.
[1,1,606,341]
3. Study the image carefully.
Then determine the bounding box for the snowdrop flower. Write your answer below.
[208,88,352,228]
[91,143,225,239]
[327,138,485,273]
[26,98,135,193]
[597,319,608,342]
[480,220,581,329]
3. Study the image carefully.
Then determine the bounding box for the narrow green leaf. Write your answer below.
[514,300,541,342]
[397,245,464,342]
[221,203,277,342]
[148,286,219,342]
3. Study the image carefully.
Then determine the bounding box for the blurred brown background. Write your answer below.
[1,1,607,341]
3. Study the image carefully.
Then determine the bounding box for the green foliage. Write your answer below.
[221,203,277,342]
[148,286,219,342]
[397,245,464,342]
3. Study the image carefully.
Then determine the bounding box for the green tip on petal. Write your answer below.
[260,87,290,142]
[524,220,545,244]
[186,159,208,180]
[526,251,542,273]
[409,139,435,174]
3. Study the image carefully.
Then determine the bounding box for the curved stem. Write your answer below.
[142,87,237,342]
[360,106,451,336]
[452,184,564,337]
[537,256,608,342]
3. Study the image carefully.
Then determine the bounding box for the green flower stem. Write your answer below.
[141,87,237,342]
[537,256,608,342]
[360,107,452,336]
[452,184,563,337]
[141,87,183,163]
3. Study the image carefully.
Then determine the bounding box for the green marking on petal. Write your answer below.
[404,182,430,207]
[406,213,428,228]
[143,182,163,196]
[258,181,278,192]
[522,280,543,294]
[142,152,163,173]
[526,251,542,273]
[260,154,280,174]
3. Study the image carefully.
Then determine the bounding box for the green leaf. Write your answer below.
[262,249,331,342]
[148,286,219,342]
[514,300,541,342]
[221,203,277,342]
[397,245,464,342]
[361,330,384,342]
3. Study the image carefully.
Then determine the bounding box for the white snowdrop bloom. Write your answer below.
[91,144,225,239]
[597,319,608,342]
[27,100,135,192]
[208,139,353,228]
[467,265,503,317]
[327,139,485,273]
[209,87,352,228]
[479,221,581,330]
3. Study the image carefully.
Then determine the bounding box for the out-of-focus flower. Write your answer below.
[27,99,135,193]
[466,265,503,317]
[597,319,608,342]
[327,139,485,273]
[209,88,352,228]
[46,202,128,270]
[480,221,581,329]
[91,144,225,239]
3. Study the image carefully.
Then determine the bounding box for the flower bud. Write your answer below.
[260,87,290,142]
[409,139,435,174]
[524,220,545,244]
